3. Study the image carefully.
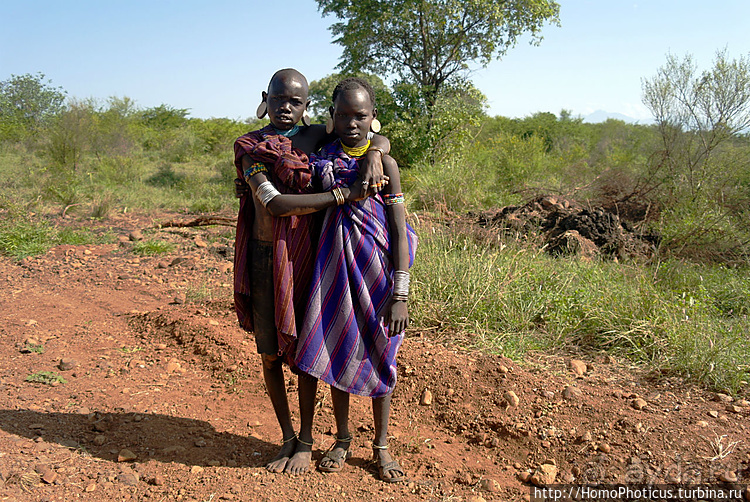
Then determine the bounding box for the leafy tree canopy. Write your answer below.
[317,0,560,100]
[0,73,66,138]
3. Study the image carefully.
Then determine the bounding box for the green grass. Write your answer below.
[25,371,67,385]
[410,221,750,392]
[0,212,109,260]
[131,239,175,255]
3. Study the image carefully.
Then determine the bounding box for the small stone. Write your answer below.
[420,389,433,406]
[632,398,647,410]
[155,343,168,351]
[719,470,738,483]
[85,481,97,492]
[562,386,582,400]
[498,365,509,374]
[191,465,204,474]
[696,420,709,427]
[148,474,166,486]
[598,443,612,453]
[708,410,720,418]
[117,471,139,486]
[541,390,555,399]
[479,478,500,492]
[156,261,169,269]
[129,229,143,241]
[503,390,520,407]
[715,393,733,403]
[736,399,750,407]
[194,237,208,248]
[569,359,587,376]
[577,431,592,443]
[28,423,45,430]
[58,358,77,371]
[208,460,221,467]
[540,440,551,448]
[561,471,575,483]
[166,360,182,373]
[489,437,500,448]
[531,463,558,486]
[518,471,532,483]
[35,465,57,484]
[727,405,743,414]
[94,435,106,446]
[117,449,137,462]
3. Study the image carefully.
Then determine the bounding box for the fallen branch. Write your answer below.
[156,216,236,228]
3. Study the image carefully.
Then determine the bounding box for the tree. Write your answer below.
[308,72,397,124]
[642,49,750,196]
[316,0,560,108]
[0,72,66,139]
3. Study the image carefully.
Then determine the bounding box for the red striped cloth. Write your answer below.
[233,125,314,362]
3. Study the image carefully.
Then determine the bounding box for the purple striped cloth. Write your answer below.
[295,141,417,397]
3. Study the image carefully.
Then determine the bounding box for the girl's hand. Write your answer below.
[234,178,249,198]
[345,179,368,202]
[387,300,409,336]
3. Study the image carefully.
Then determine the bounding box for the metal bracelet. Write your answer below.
[256,181,281,207]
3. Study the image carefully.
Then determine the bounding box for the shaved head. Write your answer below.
[268,68,309,97]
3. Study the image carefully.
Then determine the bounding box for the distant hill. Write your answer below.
[582,110,652,124]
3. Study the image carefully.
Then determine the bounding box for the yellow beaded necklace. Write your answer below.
[341,140,370,158]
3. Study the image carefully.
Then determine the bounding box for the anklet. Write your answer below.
[297,438,314,446]
[372,443,388,450]
[282,434,297,444]
[335,435,353,443]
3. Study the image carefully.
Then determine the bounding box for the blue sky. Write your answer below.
[1,1,748,122]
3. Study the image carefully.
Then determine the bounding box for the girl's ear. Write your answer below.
[302,100,312,127]
[373,107,378,119]
[326,106,335,134]
[256,91,268,119]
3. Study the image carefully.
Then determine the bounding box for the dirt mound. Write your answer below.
[476,195,658,259]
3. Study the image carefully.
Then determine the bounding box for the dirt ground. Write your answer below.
[1,211,749,502]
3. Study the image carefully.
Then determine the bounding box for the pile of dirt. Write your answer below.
[475,195,659,260]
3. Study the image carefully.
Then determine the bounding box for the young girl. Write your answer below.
[294,78,417,482]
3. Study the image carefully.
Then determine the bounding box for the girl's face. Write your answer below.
[331,87,376,148]
[264,76,308,130]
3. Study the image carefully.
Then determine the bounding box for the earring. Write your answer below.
[256,101,267,119]
[302,110,311,127]
[370,118,381,133]
[326,117,334,134]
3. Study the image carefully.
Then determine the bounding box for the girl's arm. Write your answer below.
[381,155,411,335]
[241,155,365,217]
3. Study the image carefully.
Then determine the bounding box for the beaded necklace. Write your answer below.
[341,139,370,158]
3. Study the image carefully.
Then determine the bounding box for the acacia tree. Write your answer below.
[642,49,750,196]
[317,0,560,109]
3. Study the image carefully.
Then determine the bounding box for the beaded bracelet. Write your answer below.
[384,193,405,206]
[244,162,268,181]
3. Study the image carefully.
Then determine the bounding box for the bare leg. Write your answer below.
[373,392,405,482]
[284,372,318,474]
[318,385,352,472]
[261,353,296,473]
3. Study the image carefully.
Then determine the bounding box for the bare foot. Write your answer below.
[266,437,297,473]
[284,437,313,475]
